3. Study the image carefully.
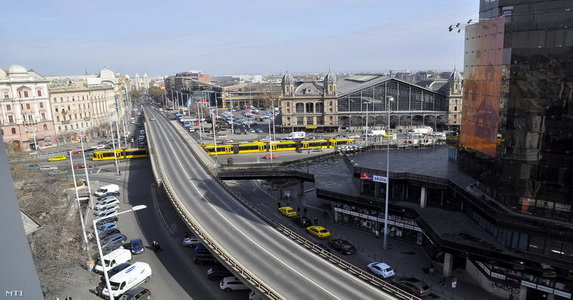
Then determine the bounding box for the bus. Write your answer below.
[92,148,150,161]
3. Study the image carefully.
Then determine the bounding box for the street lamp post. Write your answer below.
[69,150,90,257]
[364,101,370,144]
[383,96,394,251]
[79,130,94,209]
[95,205,147,300]
[109,120,120,175]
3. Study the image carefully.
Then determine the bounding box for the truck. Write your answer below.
[409,127,433,135]
[285,131,306,140]
[367,130,387,136]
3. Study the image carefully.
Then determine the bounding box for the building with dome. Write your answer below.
[279,70,339,132]
[0,65,55,150]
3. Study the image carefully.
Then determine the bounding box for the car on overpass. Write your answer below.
[367,262,396,279]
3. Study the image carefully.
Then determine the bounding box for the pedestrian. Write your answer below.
[87,258,95,272]
[314,217,319,226]
[277,201,282,208]
[439,276,447,287]
[184,231,189,239]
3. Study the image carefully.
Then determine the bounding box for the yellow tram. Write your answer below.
[202,138,355,155]
[91,148,150,160]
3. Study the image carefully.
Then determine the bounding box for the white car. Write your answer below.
[96,196,119,206]
[220,276,249,291]
[367,262,395,278]
[183,236,200,247]
[95,201,120,211]
[94,207,120,218]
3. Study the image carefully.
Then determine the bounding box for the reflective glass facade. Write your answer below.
[459,1,573,221]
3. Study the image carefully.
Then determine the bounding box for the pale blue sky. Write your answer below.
[2,0,478,77]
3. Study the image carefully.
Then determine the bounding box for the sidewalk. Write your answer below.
[265,181,503,300]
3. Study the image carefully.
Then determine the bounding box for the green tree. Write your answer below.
[148,87,166,100]
[130,89,142,100]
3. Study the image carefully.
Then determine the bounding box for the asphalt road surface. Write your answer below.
[143,105,399,299]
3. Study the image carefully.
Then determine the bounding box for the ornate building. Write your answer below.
[48,78,116,144]
[279,70,339,132]
[0,65,56,150]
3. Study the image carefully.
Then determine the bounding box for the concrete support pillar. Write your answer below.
[420,186,427,208]
[518,285,528,300]
[298,181,304,196]
[547,292,555,300]
[443,252,454,277]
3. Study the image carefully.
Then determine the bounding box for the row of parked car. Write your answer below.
[182,235,254,294]
[92,186,152,300]
[276,206,432,296]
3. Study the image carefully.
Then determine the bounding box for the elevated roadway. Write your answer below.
[143,105,418,300]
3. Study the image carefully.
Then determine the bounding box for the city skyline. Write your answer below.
[2,0,478,77]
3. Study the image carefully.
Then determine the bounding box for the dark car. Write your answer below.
[328,239,357,255]
[99,229,121,240]
[292,216,312,227]
[393,277,432,297]
[194,244,218,265]
[95,216,118,228]
[118,286,151,300]
[100,263,130,282]
[102,191,120,197]
[101,234,127,252]
[207,265,233,281]
[129,238,145,255]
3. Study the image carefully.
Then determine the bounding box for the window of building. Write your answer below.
[43,124,48,131]
[26,103,30,109]
[316,116,323,125]
[23,90,29,97]
[316,103,324,113]
[37,90,42,97]
[3,91,8,99]
[11,128,16,134]
[296,103,304,113]
[8,115,14,123]
[306,117,313,125]
[56,116,60,122]
[6,104,11,111]
[41,113,45,120]
[306,103,314,113]
[39,102,44,108]
[60,97,63,102]
[297,117,304,125]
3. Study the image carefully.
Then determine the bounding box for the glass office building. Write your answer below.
[456,0,573,274]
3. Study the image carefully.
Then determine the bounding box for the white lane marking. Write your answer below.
[152,117,341,299]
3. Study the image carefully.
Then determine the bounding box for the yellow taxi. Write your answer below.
[306,226,331,239]
[48,155,67,161]
[278,207,297,217]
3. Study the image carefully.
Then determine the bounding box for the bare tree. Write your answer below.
[11,164,87,296]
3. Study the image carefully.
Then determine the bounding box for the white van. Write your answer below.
[102,262,152,298]
[95,248,132,273]
[94,184,120,197]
